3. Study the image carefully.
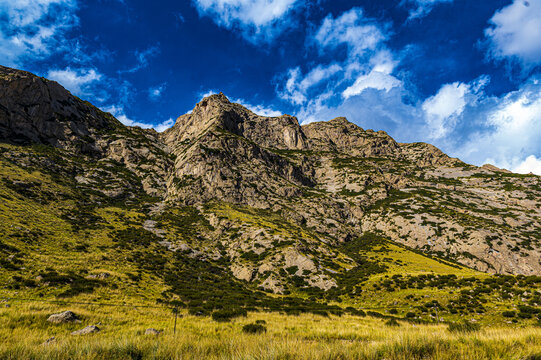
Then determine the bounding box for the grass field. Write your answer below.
[1,144,541,360]
[1,301,540,360]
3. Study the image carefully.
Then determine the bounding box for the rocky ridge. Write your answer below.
[1,65,540,294]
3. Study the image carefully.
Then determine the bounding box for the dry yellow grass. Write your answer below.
[1,301,540,360]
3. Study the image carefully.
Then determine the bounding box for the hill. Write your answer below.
[0,65,540,326]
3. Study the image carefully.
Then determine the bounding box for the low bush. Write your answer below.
[405,312,416,319]
[242,323,267,334]
[211,308,247,322]
[385,319,400,327]
[502,310,515,318]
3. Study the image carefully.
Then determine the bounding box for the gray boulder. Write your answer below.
[47,311,79,324]
[144,328,163,335]
[71,325,100,335]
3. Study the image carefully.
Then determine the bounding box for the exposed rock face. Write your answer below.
[0,65,540,291]
[162,93,307,151]
[71,325,100,335]
[0,66,114,154]
[47,311,79,324]
[303,117,399,157]
[163,93,313,207]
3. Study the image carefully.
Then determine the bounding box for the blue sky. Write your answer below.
[1,0,541,174]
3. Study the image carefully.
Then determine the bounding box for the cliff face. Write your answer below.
[1,65,540,293]
[0,66,115,154]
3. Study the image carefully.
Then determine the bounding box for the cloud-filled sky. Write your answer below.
[1,0,541,174]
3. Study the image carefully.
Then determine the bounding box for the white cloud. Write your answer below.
[192,0,299,41]
[149,83,166,100]
[446,77,541,175]
[485,0,541,69]
[103,105,174,132]
[422,82,471,139]
[154,118,175,132]
[513,155,541,175]
[118,46,160,74]
[279,64,342,105]
[199,90,282,117]
[405,0,454,19]
[315,8,387,58]
[200,89,217,98]
[238,100,282,117]
[278,8,397,111]
[343,70,401,99]
[272,7,541,176]
[47,67,102,96]
[0,0,78,67]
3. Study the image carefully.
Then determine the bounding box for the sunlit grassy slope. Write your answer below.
[1,143,541,360]
[1,302,540,360]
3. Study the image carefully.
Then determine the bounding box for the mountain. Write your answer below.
[1,65,540,321]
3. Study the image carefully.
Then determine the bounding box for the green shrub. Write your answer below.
[502,311,515,318]
[242,323,267,334]
[211,308,247,322]
[385,319,400,327]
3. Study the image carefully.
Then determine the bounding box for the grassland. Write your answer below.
[1,302,541,360]
[1,143,541,359]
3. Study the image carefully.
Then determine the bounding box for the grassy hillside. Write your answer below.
[1,143,540,329]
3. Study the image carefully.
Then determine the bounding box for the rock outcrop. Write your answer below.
[47,311,79,324]
[71,325,100,335]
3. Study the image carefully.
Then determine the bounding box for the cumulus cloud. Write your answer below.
[343,70,402,99]
[404,0,454,19]
[279,64,342,105]
[0,0,78,67]
[154,118,175,132]
[192,0,299,41]
[314,8,387,57]
[278,8,399,111]
[47,67,102,96]
[103,105,175,132]
[457,78,541,174]
[422,82,471,139]
[485,0,541,70]
[514,155,541,175]
[241,102,282,117]
[272,5,541,176]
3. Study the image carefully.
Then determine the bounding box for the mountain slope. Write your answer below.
[1,65,540,324]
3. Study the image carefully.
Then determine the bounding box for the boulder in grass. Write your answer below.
[144,328,163,335]
[47,311,79,324]
[71,325,100,335]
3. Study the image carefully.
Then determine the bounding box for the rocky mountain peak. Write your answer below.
[163,93,308,151]
[302,116,399,157]
[0,66,117,154]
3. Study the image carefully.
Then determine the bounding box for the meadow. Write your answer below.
[1,301,540,360]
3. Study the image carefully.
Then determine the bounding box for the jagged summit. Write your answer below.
[163,92,307,151]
